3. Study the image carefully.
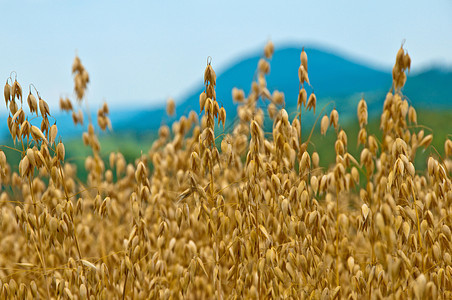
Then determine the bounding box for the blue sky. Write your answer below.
[1,0,451,109]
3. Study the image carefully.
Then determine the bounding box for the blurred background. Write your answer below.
[1,0,451,174]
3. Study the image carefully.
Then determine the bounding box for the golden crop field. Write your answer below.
[0,41,451,299]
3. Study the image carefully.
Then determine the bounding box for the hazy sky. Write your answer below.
[1,0,451,110]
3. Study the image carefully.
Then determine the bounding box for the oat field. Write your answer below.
[1,42,451,299]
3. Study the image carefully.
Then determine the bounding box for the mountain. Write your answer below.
[403,68,452,108]
[113,46,452,132]
[1,46,450,140]
[115,46,392,131]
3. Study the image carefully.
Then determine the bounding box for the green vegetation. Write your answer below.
[52,108,450,181]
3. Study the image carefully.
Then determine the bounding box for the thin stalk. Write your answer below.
[211,163,221,299]
[411,184,425,273]
[335,188,340,288]
[209,131,222,300]
[58,160,83,259]
[255,177,261,300]
[122,270,128,300]
[28,175,51,299]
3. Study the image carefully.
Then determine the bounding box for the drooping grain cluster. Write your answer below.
[72,56,90,102]
[0,42,451,300]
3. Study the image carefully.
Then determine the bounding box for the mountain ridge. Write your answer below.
[111,46,451,132]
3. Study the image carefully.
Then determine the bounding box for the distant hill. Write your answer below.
[112,46,452,133]
[403,68,452,108]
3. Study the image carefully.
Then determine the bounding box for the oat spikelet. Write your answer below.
[320,115,329,135]
[166,98,175,116]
